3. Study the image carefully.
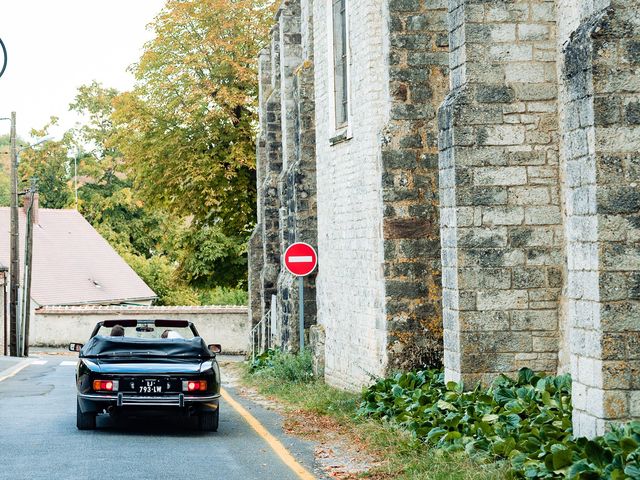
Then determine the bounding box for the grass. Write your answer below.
[241,351,507,480]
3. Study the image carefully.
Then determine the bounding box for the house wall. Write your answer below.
[32,306,249,354]
[313,0,390,389]
[248,0,319,354]
[250,0,640,437]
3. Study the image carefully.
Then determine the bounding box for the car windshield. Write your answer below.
[95,322,196,340]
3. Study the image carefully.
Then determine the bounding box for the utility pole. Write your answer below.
[21,180,37,357]
[9,112,19,357]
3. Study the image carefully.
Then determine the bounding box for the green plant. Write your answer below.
[358,369,640,479]
[199,287,248,306]
[249,348,278,372]
[248,348,314,383]
[568,422,640,479]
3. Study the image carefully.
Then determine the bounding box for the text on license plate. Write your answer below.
[139,380,163,394]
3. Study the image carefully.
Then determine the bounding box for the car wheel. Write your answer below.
[199,407,219,432]
[76,399,96,430]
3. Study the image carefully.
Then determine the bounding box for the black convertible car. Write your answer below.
[70,319,221,431]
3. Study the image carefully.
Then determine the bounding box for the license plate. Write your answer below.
[137,379,163,394]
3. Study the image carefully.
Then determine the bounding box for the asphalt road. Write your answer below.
[0,356,318,480]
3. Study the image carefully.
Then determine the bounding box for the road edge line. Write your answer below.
[0,359,32,383]
[220,387,316,480]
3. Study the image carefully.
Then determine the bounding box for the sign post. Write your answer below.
[284,242,318,351]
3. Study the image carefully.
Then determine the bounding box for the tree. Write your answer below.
[111,0,275,236]
[19,120,74,209]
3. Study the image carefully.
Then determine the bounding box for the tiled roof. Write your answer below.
[0,208,157,306]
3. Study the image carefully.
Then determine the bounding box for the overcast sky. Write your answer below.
[0,0,167,140]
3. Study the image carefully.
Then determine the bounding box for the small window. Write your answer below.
[332,0,349,129]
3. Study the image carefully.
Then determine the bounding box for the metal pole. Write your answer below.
[9,112,19,357]
[298,276,304,351]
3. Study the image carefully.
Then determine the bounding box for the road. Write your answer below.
[0,356,318,480]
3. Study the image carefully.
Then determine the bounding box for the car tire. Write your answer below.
[76,399,96,430]
[199,407,219,432]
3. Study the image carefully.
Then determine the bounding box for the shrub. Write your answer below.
[358,368,640,479]
[250,349,314,384]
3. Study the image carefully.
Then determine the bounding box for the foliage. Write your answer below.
[67,81,251,297]
[18,120,74,209]
[0,166,9,206]
[121,251,199,306]
[249,349,314,384]
[110,0,276,236]
[176,222,248,288]
[568,423,640,480]
[198,286,247,306]
[358,368,640,479]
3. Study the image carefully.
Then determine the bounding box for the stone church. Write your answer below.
[249,0,640,438]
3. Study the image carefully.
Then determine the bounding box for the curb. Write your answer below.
[0,358,33,383]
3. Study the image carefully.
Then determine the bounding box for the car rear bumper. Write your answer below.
[78,392,220,413]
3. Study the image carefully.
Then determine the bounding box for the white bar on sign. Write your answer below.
[288,256,313,263]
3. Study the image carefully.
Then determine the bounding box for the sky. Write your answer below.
[0,0,167,140]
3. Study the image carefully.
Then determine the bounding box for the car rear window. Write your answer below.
[95,324,195,340]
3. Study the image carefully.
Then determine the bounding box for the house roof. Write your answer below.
[0,208,157,306]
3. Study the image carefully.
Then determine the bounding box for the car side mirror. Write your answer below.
[208,344,222,354]
[68,343,83,352]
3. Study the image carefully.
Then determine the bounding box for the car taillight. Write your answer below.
[93,380,119,392]
[182,380,207,392]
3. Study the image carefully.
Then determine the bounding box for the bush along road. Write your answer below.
[246,350,640,479]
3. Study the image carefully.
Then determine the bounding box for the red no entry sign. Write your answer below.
[284,242,317,277]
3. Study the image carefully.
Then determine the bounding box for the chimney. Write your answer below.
[23,192,39,224]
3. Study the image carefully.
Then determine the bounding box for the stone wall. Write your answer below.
[382,0,449,371]
[33,306,250,353]
[439,0,562,387]
[249,0,318,352]
[560,0,640,437]
[313,0,390,388]
[250,0,640,437]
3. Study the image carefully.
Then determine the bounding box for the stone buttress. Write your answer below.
[560,0,640,437]
[438,0,563,386]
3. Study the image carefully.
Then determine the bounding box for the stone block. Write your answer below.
[509,186,550,205]
[603,390,629,420]
[482,206,525,226]
[505,63,546,83]
[480,125,527,146]
[518,24,550,41]
[524,206,562,225]
[459,310,510,331]
[458,227,508,248]
[513,267,546,288]
[477,290,528,311]
[458,267,511,290]
[474,166,527,186]
[511,310,558,331]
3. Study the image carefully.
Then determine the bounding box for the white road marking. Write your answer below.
[59,361,77,366]
[287,256,313,263]
[30,360,48,365]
